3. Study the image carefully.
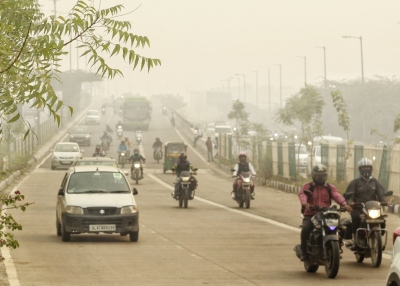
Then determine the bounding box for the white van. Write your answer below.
[312,135,344,165]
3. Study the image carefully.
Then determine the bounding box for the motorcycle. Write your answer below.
[130,161,144,185]
[173,168,198,208]
[116,126,123,139]
[231,170,255,208]
[100,139,110,151]
[340,191,392,267]
[154,146,163,163]
[118,151,127,168]
[135,130,142,144]
[294,194,346,279]
[102,108,106,115]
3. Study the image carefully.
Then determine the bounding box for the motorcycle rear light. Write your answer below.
[393,227,400,244]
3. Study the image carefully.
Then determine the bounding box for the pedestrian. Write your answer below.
[193,127,203,147]
[205,137,213,162]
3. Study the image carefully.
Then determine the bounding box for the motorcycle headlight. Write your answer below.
[121,153,125,156]
[65,206,84,215]
[134,163,140,168]
[325,218,339,230]
[368,209,381,219]
[243,178,250,183]
[181,177,190,182]
[121,205,138,214]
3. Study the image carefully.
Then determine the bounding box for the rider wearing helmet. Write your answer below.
[232,152,256,200]
[171,152,197,199]
[93,144,105,157]
[344,157,387,250]
[128,149,146,178]
[152,137,163,159]
[298,164,351,260]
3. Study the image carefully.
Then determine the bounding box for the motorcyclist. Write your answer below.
[299,164,352,261]
[171,152,197,199]
[344,157,387,251]
[92,144,105,157]
[100,131,112,148]
[135,130,142,142]
[124,137,132,156]
[152,137,163,158]
[115,121,122,130]
[128,149,146,178]
[232,152,256,200]
[105,125,113,133]
[193,127,203,147]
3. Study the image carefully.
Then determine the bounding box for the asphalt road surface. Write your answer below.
[4,99,399,285]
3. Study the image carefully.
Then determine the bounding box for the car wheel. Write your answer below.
[129,231,139,242]
[61,222,71,242]
[56,218,61,236]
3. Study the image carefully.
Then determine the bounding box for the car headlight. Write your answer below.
[121,205,138,214]
[181,177,190,182]
[368,209,381,219]
[243,178,250,183]
[65,206,84,214]
[134,163,140,168]
[52,156,59,161]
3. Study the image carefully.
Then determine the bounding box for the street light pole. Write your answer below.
[315,46,327,88]
[236,76,241,101]
[268,69,271,112]
[342,35,364,84]
[297,56,307,86]
[253,71,259,118]
[236,73,246,103]
[274,64,282,108]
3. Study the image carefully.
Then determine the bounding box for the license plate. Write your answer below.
[89,225,116,231]
[61,161,72,164]
[366,219,384,223]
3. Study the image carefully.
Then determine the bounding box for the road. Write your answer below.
[3,99,398,285]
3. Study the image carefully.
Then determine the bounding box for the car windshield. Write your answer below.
[87,111,99,115]
[67,172,130,194]
[71,127,88,134]
[296,145,308,154]
[55,144,79,152]
[215,127,231,133]
[167,145,185,154]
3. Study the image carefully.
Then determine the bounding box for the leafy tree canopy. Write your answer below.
[0,0,160,138]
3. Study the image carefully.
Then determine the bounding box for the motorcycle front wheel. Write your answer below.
[244,189,251,209]
[304,260,319,273]
[370,231,382,267]
[179,189,183,207]
[325,240,340,278]
[184,188,189,208]
[355,252,365,263]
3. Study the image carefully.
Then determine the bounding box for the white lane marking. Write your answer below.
[173,128,208,165]
[1,175,31,286]
[147,173,393,260]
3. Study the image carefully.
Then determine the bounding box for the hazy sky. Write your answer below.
[39,0,400,108]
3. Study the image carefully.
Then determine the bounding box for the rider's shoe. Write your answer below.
[251,192,255,200]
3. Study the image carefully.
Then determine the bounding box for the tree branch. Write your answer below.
[0,21,32,74]
[63,15,99,47]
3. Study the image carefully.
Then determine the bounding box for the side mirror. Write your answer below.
[384,191,393,197]
[132,188,138,195]
[304,190,313,197]
[344,192,353,200]
[193,168,198,171]
[230,168,235,172]
[58,188,64,196]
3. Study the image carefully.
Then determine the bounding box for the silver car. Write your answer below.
[85,110,101,124]
[56,166,139,242]
[51,142,83,170]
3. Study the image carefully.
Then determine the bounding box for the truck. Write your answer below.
[122,96,152,130]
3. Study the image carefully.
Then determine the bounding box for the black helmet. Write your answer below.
[179,152,187,161]
[358,157,373,179]
[134,148,139,154]
[312,164,328,186]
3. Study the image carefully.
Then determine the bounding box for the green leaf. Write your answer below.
[7,113,20,123]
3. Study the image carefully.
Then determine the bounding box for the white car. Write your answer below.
[386,227,400,286]
[51,142,83,170]
[85,110,101,124]
[295,144,309,171]
[56,165,139,242]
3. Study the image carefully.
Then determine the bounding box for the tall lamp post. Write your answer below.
[297,56,307,86]
[235,76,241,101]
[342,35,364,84]
[268,68,271,112]
[253,71,259,118]
[236,73,246,103]
[274,64,282,108]
[315,46,327,89]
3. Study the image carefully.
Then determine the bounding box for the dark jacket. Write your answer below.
[344,176,386,204]
[153,141,163,148]
[129,154,145,162]
[172,160,195,177]
[205,139,213,151]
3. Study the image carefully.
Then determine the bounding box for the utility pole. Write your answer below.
[268,69,271,112]
[274,65,282,108]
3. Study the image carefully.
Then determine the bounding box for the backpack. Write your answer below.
[301,182,332,214]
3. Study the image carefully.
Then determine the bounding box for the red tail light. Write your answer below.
[393,227,400,244]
